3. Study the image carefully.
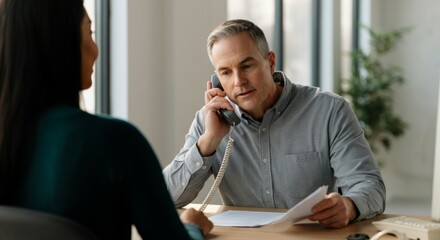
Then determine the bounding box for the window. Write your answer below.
[82,0,110,115]
[283,0,312,86]
[341,0,354,82]
[227,0,357,90]
[83,0,96,113]
[227,0,275,47]
[227,0,312,86]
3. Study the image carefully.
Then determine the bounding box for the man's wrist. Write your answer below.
[197,133,222,157]
[196,140,215,157]
[342,197,359,221]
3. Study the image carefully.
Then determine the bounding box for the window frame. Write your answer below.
[93,0,110,114]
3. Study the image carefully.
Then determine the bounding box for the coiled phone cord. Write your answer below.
[199,126,235,212]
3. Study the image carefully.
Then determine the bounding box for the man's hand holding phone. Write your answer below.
[197,77,236,157]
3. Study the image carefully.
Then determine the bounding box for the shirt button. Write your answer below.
[265,189,271,195]
[262,128,267,132]
[181,182,186,186]
[202,165,207,170]
[262,158,268,163]
[196,162,201,167]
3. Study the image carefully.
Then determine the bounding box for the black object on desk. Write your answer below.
[346,233,370,240]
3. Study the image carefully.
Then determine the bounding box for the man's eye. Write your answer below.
[242,64,252,70]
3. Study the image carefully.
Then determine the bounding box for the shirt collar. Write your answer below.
[272,71,295,116]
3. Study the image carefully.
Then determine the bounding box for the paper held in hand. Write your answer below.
[209,185,328,227]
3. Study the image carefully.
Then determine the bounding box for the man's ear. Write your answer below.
[267,51,276,73]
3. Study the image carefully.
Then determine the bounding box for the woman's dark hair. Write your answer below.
[0,0,84,203]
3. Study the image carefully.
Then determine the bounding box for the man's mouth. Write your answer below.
[237,89,255,97]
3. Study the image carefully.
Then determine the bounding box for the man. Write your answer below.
[163,19,385,228]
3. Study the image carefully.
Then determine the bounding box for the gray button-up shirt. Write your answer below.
[163,72,385,221]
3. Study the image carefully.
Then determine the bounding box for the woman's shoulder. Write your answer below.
[42,106,145,140]
[84,111,145,139]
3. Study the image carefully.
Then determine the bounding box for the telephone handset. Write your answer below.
[210,73,241,126]
[198,74,239,212]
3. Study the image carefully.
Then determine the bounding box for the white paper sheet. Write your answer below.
[208,185,328,227]
[208,210,285,227]
[272,185,328,224]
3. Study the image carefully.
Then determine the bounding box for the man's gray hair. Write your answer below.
[207,19,270,63]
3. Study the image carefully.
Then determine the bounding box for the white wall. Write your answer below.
[110,0,225,162]
[110,0,227,204]
[368,0,440,205]
[110,0,440,208]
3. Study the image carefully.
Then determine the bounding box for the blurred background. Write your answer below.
[83,0,440,216]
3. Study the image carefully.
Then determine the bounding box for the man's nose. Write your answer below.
[232,72,247,87]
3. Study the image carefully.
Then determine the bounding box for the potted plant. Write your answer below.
[340,26,411,165]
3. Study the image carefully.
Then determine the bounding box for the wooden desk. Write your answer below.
[184,204,417,240]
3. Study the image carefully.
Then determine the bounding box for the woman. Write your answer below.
[0,0,213,239]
